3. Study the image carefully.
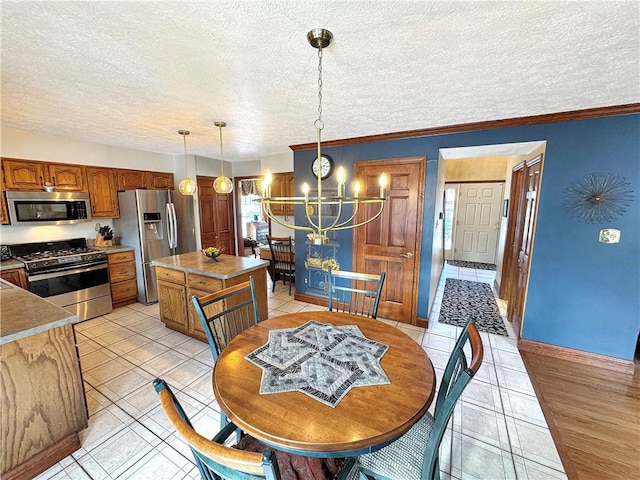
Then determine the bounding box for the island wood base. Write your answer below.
[153,253,269,342]
[2,433,80,480]
[1,323,87,478]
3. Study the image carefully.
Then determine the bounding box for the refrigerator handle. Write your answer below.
[170,202,178,249]
[166,202,176,249]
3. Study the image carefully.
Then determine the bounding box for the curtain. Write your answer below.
[241,179,261,196]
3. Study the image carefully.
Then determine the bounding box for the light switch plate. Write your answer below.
[599,228,621,244]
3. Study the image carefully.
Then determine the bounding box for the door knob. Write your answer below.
[401,252,414,258]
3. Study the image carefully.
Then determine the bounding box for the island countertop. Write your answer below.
[152,252,269,279]
[0,279,78,345]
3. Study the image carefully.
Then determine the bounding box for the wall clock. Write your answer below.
[311,154,334,179]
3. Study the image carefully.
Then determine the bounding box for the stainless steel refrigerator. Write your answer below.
[114,189,197,304]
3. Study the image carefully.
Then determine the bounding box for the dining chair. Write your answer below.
[327,269,386,319]
[191,276,260,363]
[153,378,359,480]
[358,319,484,480]
[267,235,295,295]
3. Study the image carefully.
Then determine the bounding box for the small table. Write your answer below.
[213,311,435,457]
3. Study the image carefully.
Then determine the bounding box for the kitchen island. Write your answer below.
[0,280,88,480]
[152,253,269,342]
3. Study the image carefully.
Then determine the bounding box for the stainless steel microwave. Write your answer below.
[5,191,92,225]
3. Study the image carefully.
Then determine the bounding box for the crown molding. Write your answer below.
[289,103,640,151]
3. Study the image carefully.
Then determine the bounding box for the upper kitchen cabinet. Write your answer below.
[148,171,174,189]
[269,172,295,216]
[1,158,86,191]
[117,169,149,190]
[117,169,174,190]
[86,167,119,218]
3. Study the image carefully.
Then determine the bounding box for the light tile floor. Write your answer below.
[35,264,566,479]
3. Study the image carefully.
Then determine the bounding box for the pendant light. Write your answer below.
[177,130,196,195]
[213,121,233,194]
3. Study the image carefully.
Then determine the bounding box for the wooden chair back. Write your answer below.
[153,378,281,480]
[327,269,386,319]
[191,276,259,362]
[266,235,295,294]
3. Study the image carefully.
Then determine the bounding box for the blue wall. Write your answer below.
[293,113,640,361]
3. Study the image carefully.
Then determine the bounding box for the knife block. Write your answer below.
[95,232,113,247]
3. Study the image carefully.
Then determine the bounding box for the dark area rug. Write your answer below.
[438,278,508,336]
[446,260,496,271]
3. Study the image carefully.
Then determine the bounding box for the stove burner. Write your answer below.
[9,238,107,273]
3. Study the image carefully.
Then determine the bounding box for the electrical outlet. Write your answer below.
[304,278,308,284]
[599,228,621,244]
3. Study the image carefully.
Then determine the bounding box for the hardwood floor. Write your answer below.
[521,352,640,480]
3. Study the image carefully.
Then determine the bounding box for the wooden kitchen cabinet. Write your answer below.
[154,254,268,342]
[86,167,119,218]
[148,172,174,189]
[116,169,174,190]
[1,158,86,191]
[117,169,149,190]
[1,167,8,225]
[107,250,137,308]
[156,267,189,333]
[269,172,295,216]
[0,267,27,289]
[45,163,86,191]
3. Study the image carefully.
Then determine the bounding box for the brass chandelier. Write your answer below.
[260,28,387,245]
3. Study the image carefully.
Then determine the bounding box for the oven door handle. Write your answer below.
[27,262,108,281]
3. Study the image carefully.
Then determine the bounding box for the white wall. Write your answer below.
[260,152,293,173]
[1,127,174,170]
[1,127,176,244]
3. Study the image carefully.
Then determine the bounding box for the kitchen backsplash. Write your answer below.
[0,220,114,245]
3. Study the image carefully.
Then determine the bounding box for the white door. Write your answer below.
[453,183,504,264]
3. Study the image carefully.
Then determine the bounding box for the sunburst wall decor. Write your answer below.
[563,172,635,224]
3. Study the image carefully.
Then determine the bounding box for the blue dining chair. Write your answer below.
[191,276,260,363]
[327,269,386,319]
[153,378,359,480]
[358,319,484,480]
[191,276,260,434]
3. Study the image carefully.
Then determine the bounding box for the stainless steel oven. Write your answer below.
[9,238,112,321]
[27,262,112,321]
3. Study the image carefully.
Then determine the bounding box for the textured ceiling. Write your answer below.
[1,1,639,162]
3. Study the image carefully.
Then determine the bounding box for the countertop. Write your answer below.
[0,259,25,272]
[91,244,135,254]
[152,252,269,279]
[0,279,78,345]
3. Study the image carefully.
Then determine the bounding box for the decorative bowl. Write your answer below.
[202,247,223,261]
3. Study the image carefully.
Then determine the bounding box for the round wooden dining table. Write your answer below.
[212,311,436,458]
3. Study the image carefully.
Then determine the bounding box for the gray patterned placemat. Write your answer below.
[245,320,390,407]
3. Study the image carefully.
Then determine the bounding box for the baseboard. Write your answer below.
[518,339,635,375]
[293,293,328,307]
[2,432,80,480]
[416,317,428,329]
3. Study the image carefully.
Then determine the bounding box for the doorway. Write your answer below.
[433,141,546,336]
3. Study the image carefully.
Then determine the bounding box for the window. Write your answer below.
[443,187,457,251]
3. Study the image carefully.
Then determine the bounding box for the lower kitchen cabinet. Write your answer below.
[0,267,27,289]
[106,250,138,308]
[154,254,268,343]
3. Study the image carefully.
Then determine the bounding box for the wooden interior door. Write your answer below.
[353,157,425,324]
[197,176,236,256]
[505,156,542,336]
[500,164,525,302]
